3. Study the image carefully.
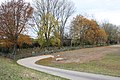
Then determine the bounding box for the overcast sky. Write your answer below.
[0,0,120,25]
[72,0,120,25]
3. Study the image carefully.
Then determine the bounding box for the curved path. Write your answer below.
[17,55,120,80]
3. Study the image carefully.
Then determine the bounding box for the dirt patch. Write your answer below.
[52,45,120,63]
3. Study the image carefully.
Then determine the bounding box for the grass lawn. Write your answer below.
[0,57,67,80]
[36,46,120,77]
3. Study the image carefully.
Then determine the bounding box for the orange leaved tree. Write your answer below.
[70,15,107,46]
[0,0,33,58]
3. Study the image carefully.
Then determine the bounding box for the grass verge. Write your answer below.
[0,56,67,80]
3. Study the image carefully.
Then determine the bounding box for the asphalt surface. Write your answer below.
[17,55,120,80]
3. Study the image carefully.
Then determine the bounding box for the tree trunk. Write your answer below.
[60,27,64,47]
[45,33,49,49]
[12,43,17,60]
[60,35,64,47]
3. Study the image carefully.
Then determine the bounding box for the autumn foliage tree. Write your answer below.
[37,13,60,48]
[0,34,32,48]
[17,34,32,47]
[84,20,107,45]
[70,15,107,46]
[0,0,33,58]
[33,0,75,46]
[70,15,89,46]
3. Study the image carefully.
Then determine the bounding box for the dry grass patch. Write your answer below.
[36,45,120,77]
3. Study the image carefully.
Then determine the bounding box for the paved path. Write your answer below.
[17,55,120,80]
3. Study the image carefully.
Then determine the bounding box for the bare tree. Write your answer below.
[0,0,33,58]
[32,0,75,46]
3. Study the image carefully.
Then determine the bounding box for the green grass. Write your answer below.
[36,52,120,77]
[0,57,67,80]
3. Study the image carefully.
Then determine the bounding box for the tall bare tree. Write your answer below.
[32,0,75,46]
[0,0,33,58]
